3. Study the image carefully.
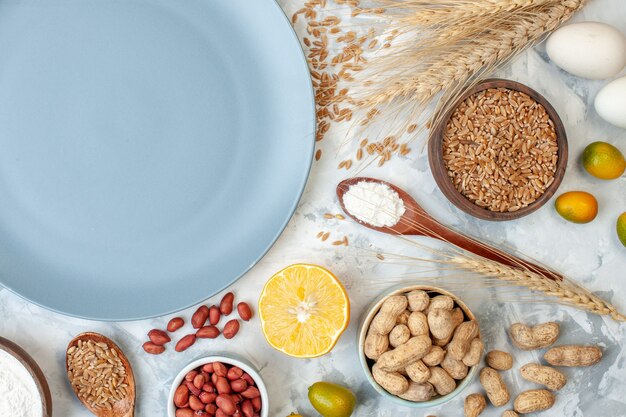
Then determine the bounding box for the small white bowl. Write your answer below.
[358,285,479,408]
[168,355,269,417]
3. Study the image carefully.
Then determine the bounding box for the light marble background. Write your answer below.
[1,0,625,416]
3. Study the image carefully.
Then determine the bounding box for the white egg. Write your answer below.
[546,21,626,79]
[595,76,626,129]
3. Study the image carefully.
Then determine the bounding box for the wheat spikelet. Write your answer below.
[349,0,586,138]
[371,0,555,25]
[364,0,585,107]
[449,256,626,322]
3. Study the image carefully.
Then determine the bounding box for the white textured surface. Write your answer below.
[1,1,626,416]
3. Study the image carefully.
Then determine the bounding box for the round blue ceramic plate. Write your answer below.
[0,0,315,320]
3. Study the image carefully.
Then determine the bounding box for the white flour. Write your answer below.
[0,349,42,417]
[342,181,406,227]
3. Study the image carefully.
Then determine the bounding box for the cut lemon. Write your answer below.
[258,264,350,358]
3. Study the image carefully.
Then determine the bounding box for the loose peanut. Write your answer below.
[441,354,469,380]
[428,308,454,340]
[213,362,227,376]
[220,292,235,315]
[372,363,409,395]
[513,389,555,414]
[209,306,221,325]
[448,320,479,360]
[364,329,390,360]
[520,363,566,390]
[231,379,248,393]
[407,290,430,312]
[370,296,409,335]
[176,409,194,417]
[241,400,254,417]
[237,302,253,321]
[434,307,464,346]
[398,382,435,402]
[377,335,432,372]
[216,394,236,415]
[480,367,510,407]
[396,310,410,325]
[142,341,165,355]
[464,393,487,417]
[425,295,453,314]
[175,335,197,352]
[167,317,185,332]
[174,385,190,407]
[389,324,411,348]
[191,306,210,329]
[462,338,484,367]
[509,322,559,350]
[189,395,204,411]
[544,345,602,367]
[428,366,456,396]
[502,410,519,417]
[193,374,205,389]
[486,350,513,371]
[405,360,430,383]
[196,326,220,339]
[227,367,244,381]
[241,386,260,399]
[215,377,231,394]
[422,346,446,367]
[408,311,429,336]
[223,320,240,339]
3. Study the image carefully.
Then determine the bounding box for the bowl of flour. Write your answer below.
[0,336,52,417]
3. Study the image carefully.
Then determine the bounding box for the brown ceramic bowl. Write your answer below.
[0,336,53,417]
[429,79,568,221]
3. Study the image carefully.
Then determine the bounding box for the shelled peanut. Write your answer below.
[364,289,481,402]
[142,292,254,355]
[173,361,262,417]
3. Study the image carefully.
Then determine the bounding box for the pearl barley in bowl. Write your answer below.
[168,356,268,417]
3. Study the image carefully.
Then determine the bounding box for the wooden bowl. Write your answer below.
[358,285,479,408]
[0,336,53,417]
[428,79,568,221]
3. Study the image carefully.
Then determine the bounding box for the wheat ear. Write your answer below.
[451,256,626,322]
[371,0,556,25]
[364,0,586,107]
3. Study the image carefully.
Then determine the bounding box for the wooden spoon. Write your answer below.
[66,333,135,417]
[337,177,562,281]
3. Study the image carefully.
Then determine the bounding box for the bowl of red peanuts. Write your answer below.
[168,355,268,417]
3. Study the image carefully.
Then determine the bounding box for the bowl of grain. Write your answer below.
[429,79,568,221]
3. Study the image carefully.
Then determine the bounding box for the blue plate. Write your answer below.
[0,0,315,320]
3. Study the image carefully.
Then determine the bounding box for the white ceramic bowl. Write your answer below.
[168,355,269,417]
[358,285,479,408]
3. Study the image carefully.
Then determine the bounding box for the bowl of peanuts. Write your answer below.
[358,285,481,408]
[429,79,568,221]
[168,355,268,417]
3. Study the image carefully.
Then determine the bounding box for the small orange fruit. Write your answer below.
[258,264,350,358]
[581,141,625,180]
[617,212,626,248]
[555,191,598,224]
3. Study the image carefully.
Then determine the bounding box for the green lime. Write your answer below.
[617,212,626,248]
[308,382,356,417]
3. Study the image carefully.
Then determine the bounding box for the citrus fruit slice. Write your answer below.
[258,264,350,358]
